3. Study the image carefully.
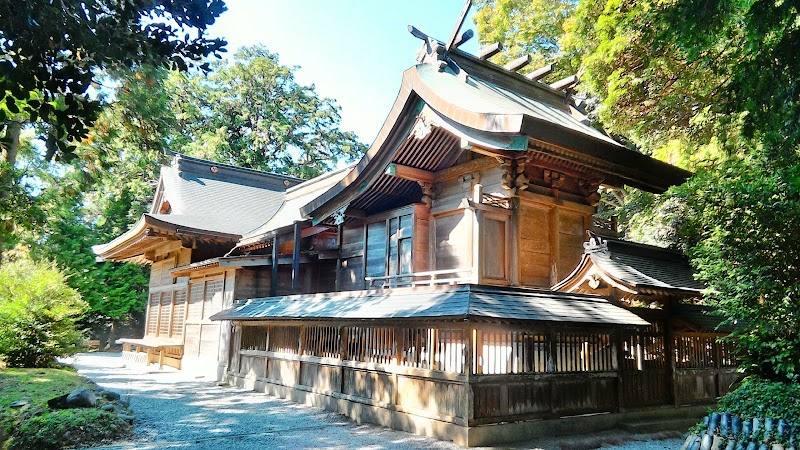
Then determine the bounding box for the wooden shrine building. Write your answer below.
[97,23,736,447]
[92,154,301,376]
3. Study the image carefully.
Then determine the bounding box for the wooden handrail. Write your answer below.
[365,269,472,288]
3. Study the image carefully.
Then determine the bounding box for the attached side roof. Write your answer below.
[210,284,649,326]
[93,154,302,263]
[298,41,691,224]
[235,164,354,249]
[553,233,705,297]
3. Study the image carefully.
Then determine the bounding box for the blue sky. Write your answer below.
[208,0,480,145]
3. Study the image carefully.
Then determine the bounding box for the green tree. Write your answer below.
[671,158,800,382]
[473,0,577,76]
[0,0,227,163]
[174,45,366,178]
[0,255,88,367]
[476,0,800,382]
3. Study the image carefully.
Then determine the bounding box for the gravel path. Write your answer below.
[70,353,683,450]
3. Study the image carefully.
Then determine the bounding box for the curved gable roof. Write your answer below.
[553,234,705,297]
[93,154,302,262]
[299,44,691,225]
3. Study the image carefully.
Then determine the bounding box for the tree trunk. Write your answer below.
[104,321,117,351]
[1,121,22,167]
[0,122,22,264]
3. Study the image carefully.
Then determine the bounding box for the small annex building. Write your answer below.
[98,26,736,447]
[93,154,302,376]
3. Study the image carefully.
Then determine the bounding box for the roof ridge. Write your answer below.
[169,152,304,185]
[588,231,686,260]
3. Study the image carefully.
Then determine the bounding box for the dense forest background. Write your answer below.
[1,0,799,382]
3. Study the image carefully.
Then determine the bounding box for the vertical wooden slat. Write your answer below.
[292,222,302,293]
[270,236,279,296]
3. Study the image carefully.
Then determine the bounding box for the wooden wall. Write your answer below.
[517,192,594,288]
[227,318,734,429]
[144,241,191,338]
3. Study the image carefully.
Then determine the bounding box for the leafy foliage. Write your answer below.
[172,45,366,177]
[0,367,132,450]
[0,257,88,367]
[475,0,800,383]
[473,0,577,74]
[671,157,800,382]
[717,377,800,426]
[0,0,227,160]
[10,408,130,450]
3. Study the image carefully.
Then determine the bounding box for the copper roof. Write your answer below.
[553,233,705,297]
[299,41,691,224]
[210,284,649,326]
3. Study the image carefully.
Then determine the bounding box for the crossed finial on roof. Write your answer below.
[407,0,581,94]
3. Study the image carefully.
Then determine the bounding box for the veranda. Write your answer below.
[222,292,736,446]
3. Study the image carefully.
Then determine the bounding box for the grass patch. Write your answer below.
[0,366,131,449]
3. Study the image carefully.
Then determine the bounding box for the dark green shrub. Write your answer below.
[8,409,130,450]
[718,376,800,425]
[0,257,88,367]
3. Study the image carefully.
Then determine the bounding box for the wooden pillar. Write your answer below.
[270,234,279,297]
[291,222,302,293]
[509,197,520,286]
[465,322,475,423]
[615,328,626,412]
[549,207,560,286]
[335,224,343,292]
[339,326,348,394]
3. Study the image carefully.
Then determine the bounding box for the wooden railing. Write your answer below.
[364,268,472,289]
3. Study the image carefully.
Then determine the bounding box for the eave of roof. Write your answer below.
[299,55,691,223]
[210,284,649,326]
[553,235,704,297]
[92,214,241,263]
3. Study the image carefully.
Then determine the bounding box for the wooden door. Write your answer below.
[620,323,670,407]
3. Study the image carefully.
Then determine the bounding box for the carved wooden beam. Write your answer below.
[477,42,503,60]
[434,156,498,182]
[384,163,435,184]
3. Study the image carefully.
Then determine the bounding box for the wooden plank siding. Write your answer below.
[228,319,734,428]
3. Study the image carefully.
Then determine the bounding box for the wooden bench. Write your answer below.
[116,338,184,370]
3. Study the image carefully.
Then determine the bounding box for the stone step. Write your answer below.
[620,417,700,434]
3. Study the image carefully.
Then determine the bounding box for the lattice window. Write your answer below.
[158,291,172,336]
[675,333,730,369]
[303,325,340,358]
[146,293,159,336]
[474,329,549,375]
[346,326,395,365]
[187,283,204,322]
[268,326,300,354]
[473,328,615,375]
[170,289,187,337]
[203,279,224,319]
[399,327,465,374]
[553,331,616,373]
[718,340,737,367]
[241,326,268,351]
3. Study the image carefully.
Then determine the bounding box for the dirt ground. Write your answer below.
[68,353,684,450]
